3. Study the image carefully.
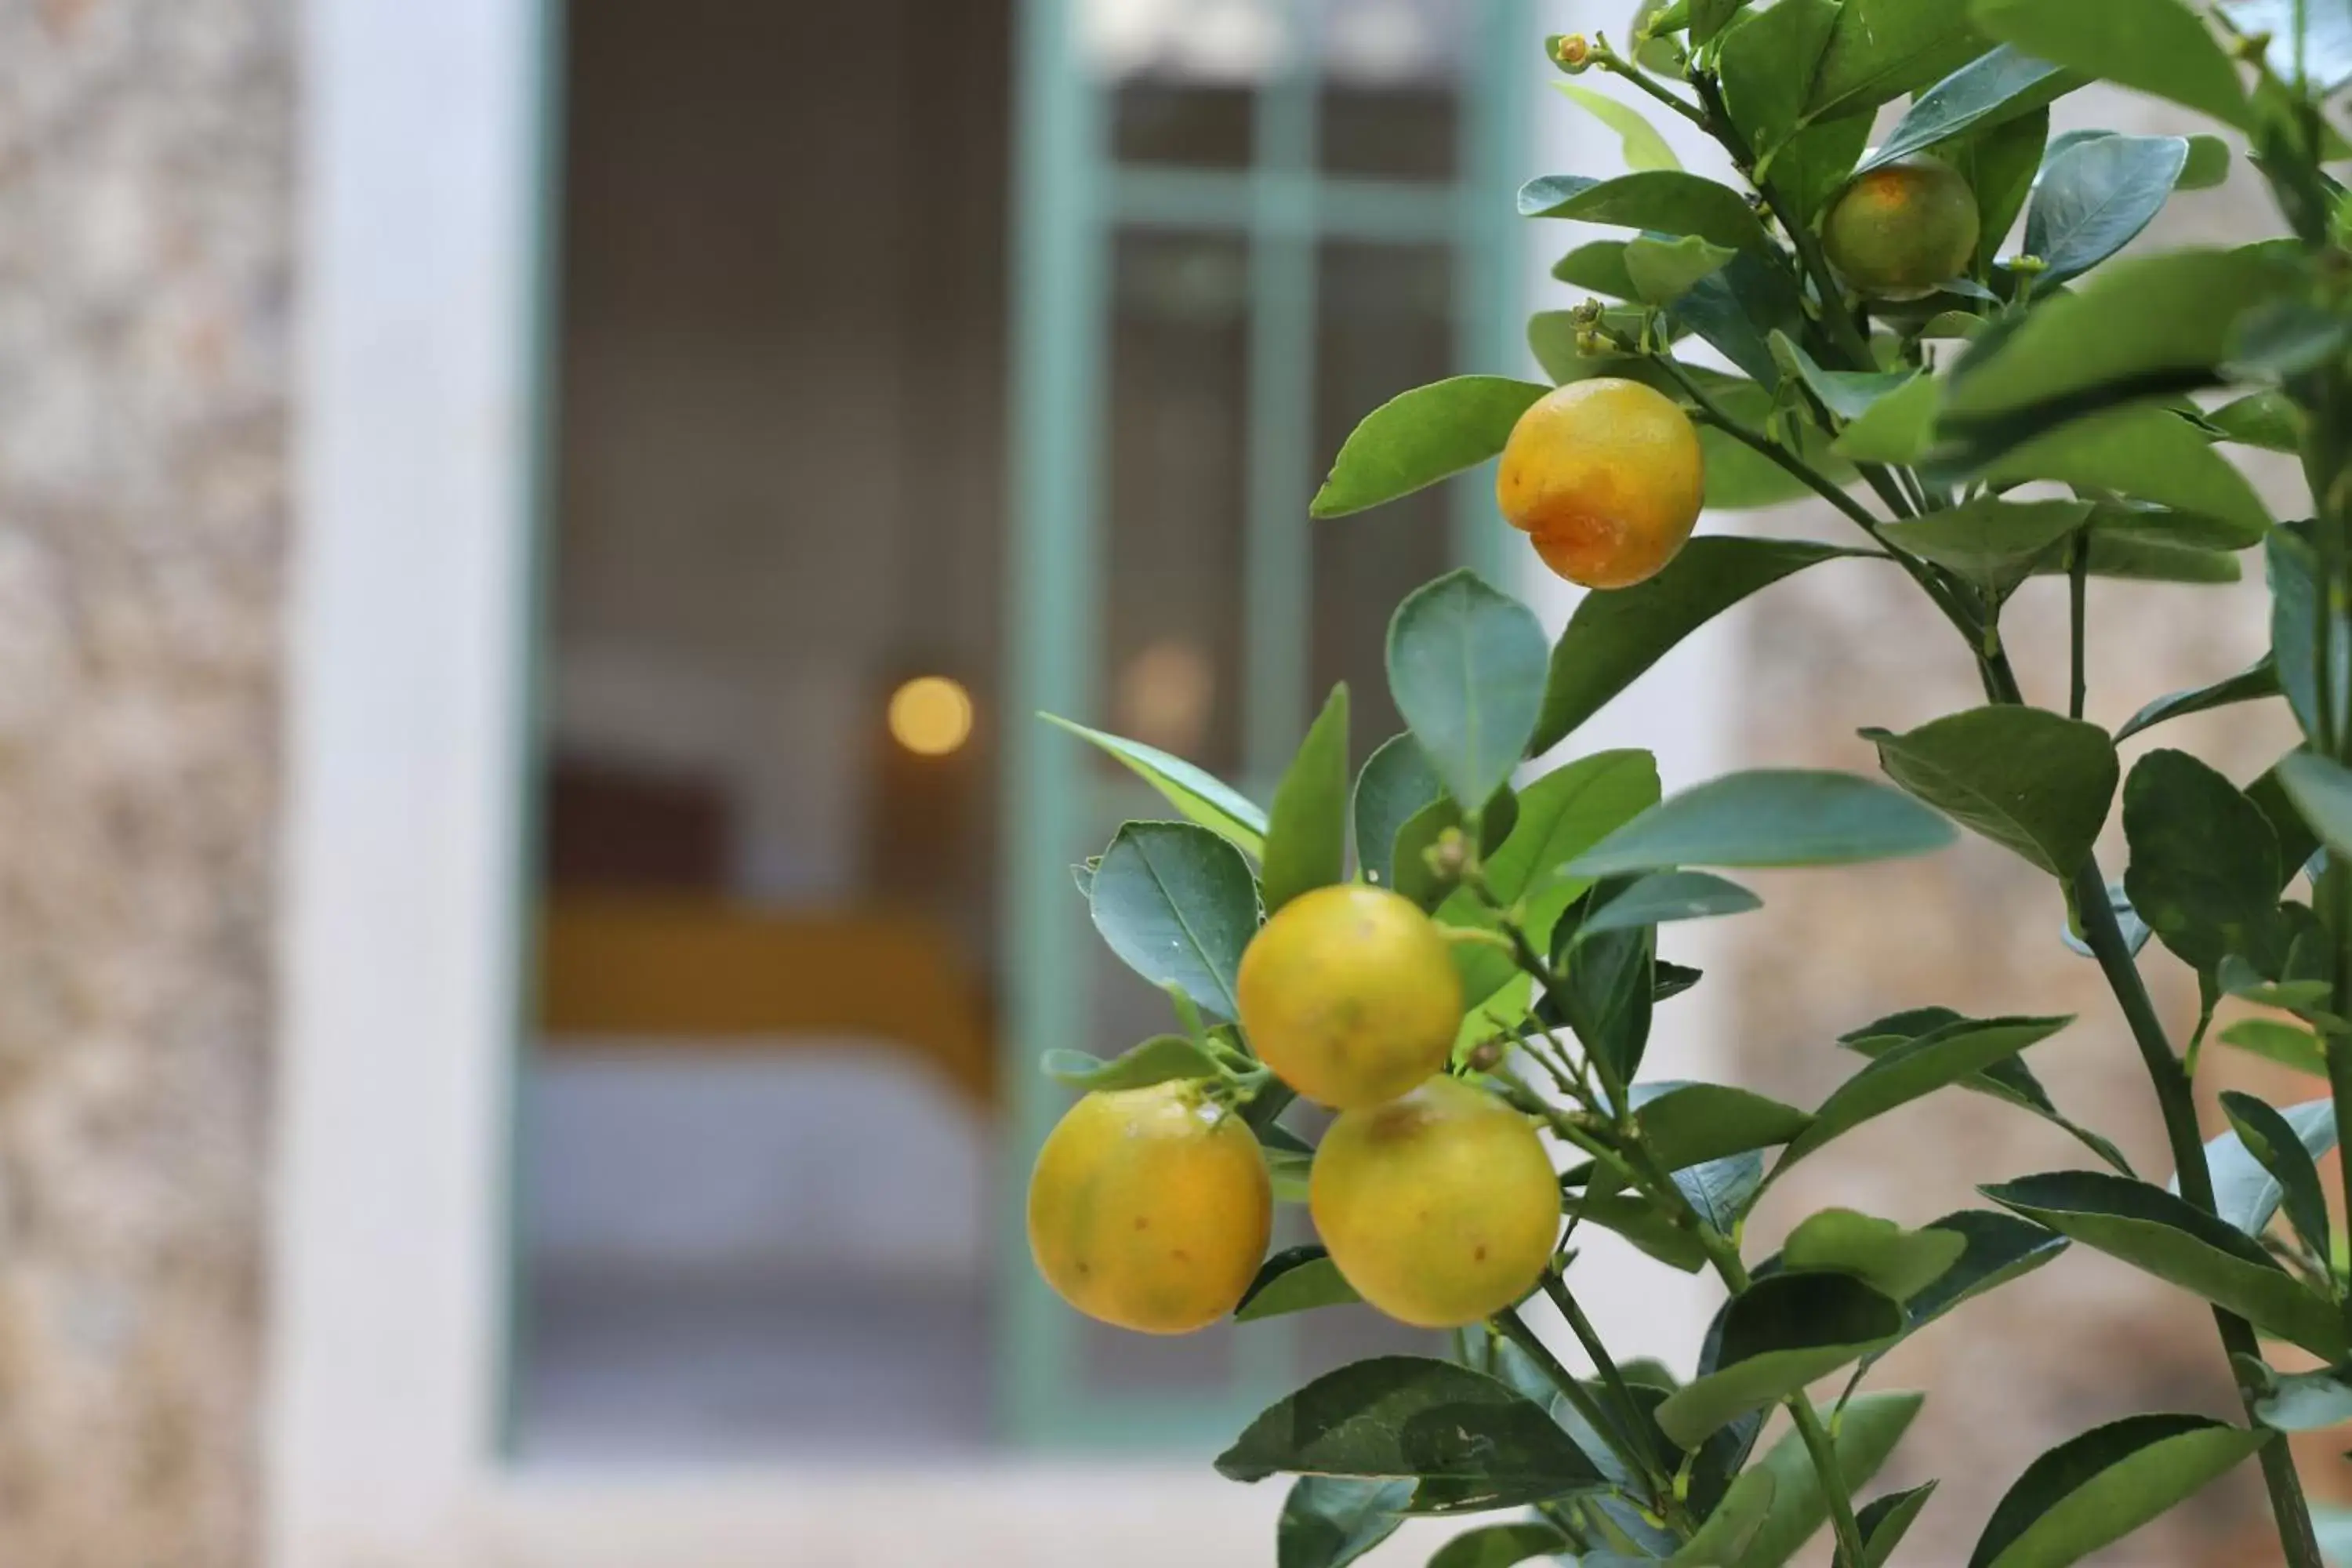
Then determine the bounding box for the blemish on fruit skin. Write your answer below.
[1134,1217,1149,1231]
[1474,1244,1489,1263]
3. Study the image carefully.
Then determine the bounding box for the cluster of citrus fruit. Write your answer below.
[1028,884,1563,1335]
[1494,153,1976,592]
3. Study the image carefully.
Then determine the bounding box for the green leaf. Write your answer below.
[1393,795,1474,910]
[1695,429,1816,511]
[1567,1185,1712,1272]
[1783,1208,1971,1301]
[1864,706,2118,877]
[1263,685,1351,913]
[1552,239,1640,299]
[1896,1210,2071,1345]
[1833,373,1943,463]
[1943,248,2298,426]
[1393,785,1518,912]
[1427,1522,1573,1568]
[1579,870,1762,935]
[1971,0,2254,130]
[1311,377,1548,519]
[1215,1356,1606,1508]
[1441,752,1661,1007]
[1670,1466,1778,1566]
[1351,733,1444,891]
[1674,251,1809,390]
[1655,960,1704,1002]
[1552,911,1655,1086]
[1237,1246,1362,1323]
[2252,1366,2352,1432]
[2220,1091,2333,1259]
[2115,655,2280,742]
[2278,751,2352,860]
[1040,1034,1221,1091]
[2024,133,2190,285]
[1277,1477,1414,1568]
[2057,528,2242,584]
[1532,539,1871,753]
[1044,714,1268,856]
[1984,1170,2347,1358]
[2198,1094,2339,1240]
[1624,234,1738,305]
[1678,1149,1766,1235]
[1266,1146,1312,1203]
[1878,498,2089,593]
[1778,1015,2073,1173]
[2180,131,2232,188]
[2227,296,2352,379]
[1861,45,2080,172]
[1388,570,1550,814]
[1483,750,1663,906]
[1717,0,1840,152]
[1655,1273,1906,1448]
[2206,388,2304,451]
[1553,82,1681,173]
[1937,103,2052,270]
[1808,0,1991,125]
[2271,530,2328,742]
[1968,1414,2269,1568]
[1632,1080,1813,1170]
[2123,749,2284,975]
[1976,405,2273,541]
[2239,761,2314,888]
[1773,113,1874,225]
[2220,1017,2327,1076]
[1773,332,1917,421]
[1740,1392,1926,1568]
[1090,822,1260,1021]
[1841,1482,1940,1568]
[1570,770,1959,876]
[1842,1011,2132,1175]
[1516,172,1776,256]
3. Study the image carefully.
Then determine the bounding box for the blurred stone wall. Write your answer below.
[0,1,289,1564]
[1712,91,2336,1565]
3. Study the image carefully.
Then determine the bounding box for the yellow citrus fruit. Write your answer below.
[1311,1075,1561,1328]
[1026,1080,1272,1334]
[1496,378,1705,590]
[1236,884,1465,1110]
[1821,155,1980,300]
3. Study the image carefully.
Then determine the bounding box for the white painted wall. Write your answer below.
[274,0,546,1557]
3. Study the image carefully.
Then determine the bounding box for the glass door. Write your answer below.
[1001,0,1534,1448]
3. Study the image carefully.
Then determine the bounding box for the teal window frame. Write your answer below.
[1001,0,1534,1449]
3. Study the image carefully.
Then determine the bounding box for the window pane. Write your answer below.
[1062,227,1258,1401]
[1102,230,1252,785]
[1313,240,1457,763]
[515,0,1011,1462]
[1089,0,1284,169]
[1316,0,1469,180]
[1114,81,1258,169]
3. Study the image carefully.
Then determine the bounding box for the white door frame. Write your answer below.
[268,2,1721,1562]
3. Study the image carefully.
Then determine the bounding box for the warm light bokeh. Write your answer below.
[887,675,976,757]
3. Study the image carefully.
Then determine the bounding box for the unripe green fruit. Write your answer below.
[1821,155,1981,301]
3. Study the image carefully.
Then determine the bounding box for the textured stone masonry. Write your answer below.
[0,1,289,1563]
